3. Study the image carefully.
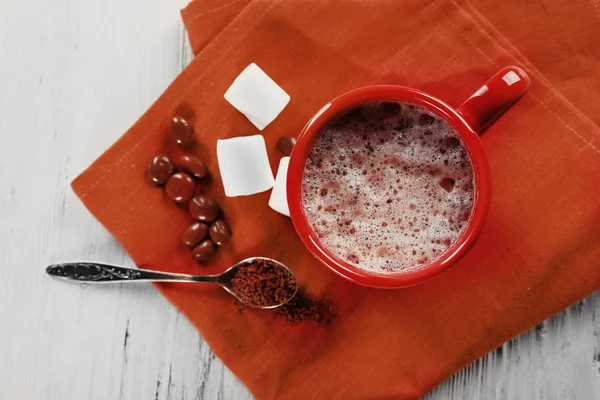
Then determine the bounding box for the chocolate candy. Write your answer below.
[192,239,217,261]
[165,172,195,203]
[181,222,209,247]
[148,155,174,185]
[189,194,219,222]
[177,154,207,179]
[209,220,231,246]
[171,116,194,146]
[276,136,296,156]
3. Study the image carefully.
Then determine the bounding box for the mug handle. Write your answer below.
[457,66,530,134]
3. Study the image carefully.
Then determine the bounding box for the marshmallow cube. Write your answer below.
[268,157,290,217]
[216,135,275,197]
[224,63,290,130]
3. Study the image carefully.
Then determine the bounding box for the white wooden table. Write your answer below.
[1,0,599,398]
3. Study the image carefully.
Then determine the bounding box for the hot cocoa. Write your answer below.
[301,101,475,273]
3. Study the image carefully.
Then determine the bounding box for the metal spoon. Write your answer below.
[46,257,298,309]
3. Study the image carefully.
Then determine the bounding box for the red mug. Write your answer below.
[287,66,530,288]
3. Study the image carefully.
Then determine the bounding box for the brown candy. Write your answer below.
[165,172,195,203]
[171,116,194,146]
[192,239,217,261]
[276,136,297,156]
[181,222,209,247]
[189,194,220,222]
[177,154,207,179]
[147,155,174,185]
[209,220,231,246]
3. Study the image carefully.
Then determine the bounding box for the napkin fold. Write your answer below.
[73,0,600,398]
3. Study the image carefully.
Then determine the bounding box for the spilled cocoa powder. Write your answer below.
[234,289,335,325]
[273,291,335,325]
[230,260,335,324]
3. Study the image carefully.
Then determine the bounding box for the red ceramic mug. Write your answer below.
[287,66,530,289]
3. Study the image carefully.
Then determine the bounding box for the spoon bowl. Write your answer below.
[217,257,299,309]
[46,256,299,309]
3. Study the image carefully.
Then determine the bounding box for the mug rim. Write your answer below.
[286,85,491,288]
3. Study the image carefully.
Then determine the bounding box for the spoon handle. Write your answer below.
[46,262,213,283]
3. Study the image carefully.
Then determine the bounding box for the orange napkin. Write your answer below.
[72,0,600,398]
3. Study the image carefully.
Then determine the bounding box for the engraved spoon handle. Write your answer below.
[46,262,216,283]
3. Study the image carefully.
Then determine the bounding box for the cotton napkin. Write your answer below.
[72,0,600,398]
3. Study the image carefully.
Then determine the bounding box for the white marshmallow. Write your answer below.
[224,63,290,130]
[216,135,275,197]
[268,157,290,217]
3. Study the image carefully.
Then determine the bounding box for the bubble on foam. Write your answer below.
[301,100,476,274]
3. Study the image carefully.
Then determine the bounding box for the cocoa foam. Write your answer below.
[301,101,475,274]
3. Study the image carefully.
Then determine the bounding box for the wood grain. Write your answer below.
[0,0,598,398]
